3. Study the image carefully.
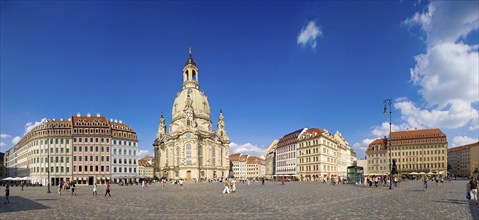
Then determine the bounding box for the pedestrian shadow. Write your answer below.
[434,199,468,205]
[408,189,424,192]
[470,202,479,220]
[0,196,50,213]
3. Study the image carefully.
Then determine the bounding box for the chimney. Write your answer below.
[97,113,100,117]
[87,113,91,117]
[77,112,81,117]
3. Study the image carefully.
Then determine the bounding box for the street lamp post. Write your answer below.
[384,98,393,190]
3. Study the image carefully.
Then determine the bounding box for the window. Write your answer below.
[186,144,192,165]
[177,146,180,166]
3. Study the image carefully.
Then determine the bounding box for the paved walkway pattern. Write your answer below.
[0,180,478,219]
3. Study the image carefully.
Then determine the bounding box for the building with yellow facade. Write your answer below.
[448,141,479,177]
[367,128,448,176]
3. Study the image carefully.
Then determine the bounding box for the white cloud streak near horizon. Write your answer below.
[229,142,265,157]
[137,149,151,158]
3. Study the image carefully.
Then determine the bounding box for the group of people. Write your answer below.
[222,178,236,194]
[58,180,76,196]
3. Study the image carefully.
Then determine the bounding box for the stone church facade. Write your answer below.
[153,50,230,180]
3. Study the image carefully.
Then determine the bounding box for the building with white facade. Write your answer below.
[111,120,139,184]
[275,128,307,180]
[4,113,138,186]
[229,153,265,179]
[264,139,278,180]
[297,128,341,181]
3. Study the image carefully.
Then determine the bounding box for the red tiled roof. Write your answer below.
[229,153,241,162]
[139,159,153,167]
[366,138,388,152]
[448,141,479,153]
[72,116,110,128]
[390,128,445,140]
[299,128,322,140]
[277,129,304,147]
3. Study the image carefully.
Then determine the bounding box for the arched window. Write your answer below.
[165,148,169,165]
[211,147,216,166]
[186,144,192,165]
[177,146,180,166]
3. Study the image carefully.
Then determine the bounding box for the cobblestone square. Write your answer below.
[1,180,478,219]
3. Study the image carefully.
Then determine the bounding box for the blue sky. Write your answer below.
[1,1,478,159]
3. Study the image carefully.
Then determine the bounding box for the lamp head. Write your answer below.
[383,106,387,115]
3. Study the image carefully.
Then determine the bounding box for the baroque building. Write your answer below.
[153,50,230,180]
[229,153,265,179]
[367,128,448,176]
[4,113,138,186]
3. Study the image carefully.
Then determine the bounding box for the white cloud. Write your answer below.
[229,142,265,157]
[404,1,478,45]
[452,136,479,147]
[395,2,479,132]
[137,149,151,158]
[12,136,21,145]
[395,98,478,130]
[297,20,323,49]
[371,121,410,137]
[410,42,479,108]
[25,118,47,134]
[0,134,11,139]
[353,138,377,152]
[0,142,5,147]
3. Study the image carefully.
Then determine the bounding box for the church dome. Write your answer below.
[171,87,211,121]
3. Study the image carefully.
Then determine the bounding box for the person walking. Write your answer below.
[231,179,236,193]
[222,180,230,194]
[262,178,265,185]
[179,179,184,189]
[21,181,24,191]
[93,183,97,195]
[394,176,398,188]
[281,177,285,185]
[469,177,478,206]
[71,182,77,196]
[5,185,10,204]
[58,181,62,196]
[105,181,111,197]
[423,176,428,191]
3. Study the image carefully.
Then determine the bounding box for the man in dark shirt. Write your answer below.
[470,177,478,205]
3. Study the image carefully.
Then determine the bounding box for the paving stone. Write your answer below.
[0,180,477,219]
